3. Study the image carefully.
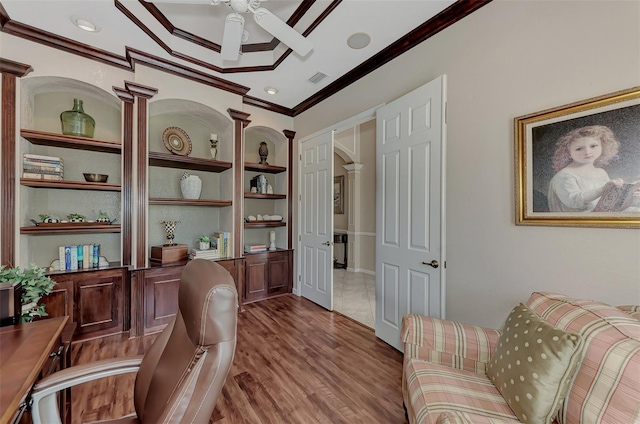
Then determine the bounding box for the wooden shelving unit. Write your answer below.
[244,192,286,199]
[148,198,232,206]
[244,221,286,228]
[149,151,232,172]
[20,224,122,234]
[20,179,121,191]
[244,162,286,174]
[20,129,121,154]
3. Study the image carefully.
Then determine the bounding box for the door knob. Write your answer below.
[322,241,333,246]
[422,260,439,269]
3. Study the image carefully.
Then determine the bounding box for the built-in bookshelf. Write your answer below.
[18,77,124,270]
[147,99,235,260]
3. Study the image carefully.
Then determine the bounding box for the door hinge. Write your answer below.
[298,275,301,281]
[299,235,301,241]
[299,194,302,201]
[444,260,447,269]
[445,102,448,124]
[299,154,302,160]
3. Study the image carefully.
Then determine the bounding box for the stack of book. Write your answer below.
[189,248,220,260]
[244,244,267,253]
[23,154,64,180]
[59,244,100,271]
[212,232,230,258]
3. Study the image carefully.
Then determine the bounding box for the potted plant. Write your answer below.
[198,234,211,250]
[0,264,56,322]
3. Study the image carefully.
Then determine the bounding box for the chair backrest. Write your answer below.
[133,259,238,423]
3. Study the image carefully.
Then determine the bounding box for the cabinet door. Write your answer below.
[244,254,268,302]
[75,269,124,337]
[268,252,289,295]
[45,277,74,322]
[143,266,183,334]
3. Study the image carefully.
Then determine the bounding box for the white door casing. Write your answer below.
[299,130,334,309]
[375,75,447,351]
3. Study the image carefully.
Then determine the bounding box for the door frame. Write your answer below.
[296,105,383,297]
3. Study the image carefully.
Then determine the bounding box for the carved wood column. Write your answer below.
[124,81,158,269]
[112,87,135,268]
[0,58,33,267]
[282,129,295,250]
[228,108,250,259]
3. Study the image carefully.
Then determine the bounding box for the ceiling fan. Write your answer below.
[150,0,313,61]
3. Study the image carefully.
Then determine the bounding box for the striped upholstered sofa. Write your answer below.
[401,292,640,424]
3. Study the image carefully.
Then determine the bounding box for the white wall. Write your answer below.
[294,0,640,328]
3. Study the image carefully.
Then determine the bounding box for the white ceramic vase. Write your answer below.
[199,241,210,250]
[180,175,202,199]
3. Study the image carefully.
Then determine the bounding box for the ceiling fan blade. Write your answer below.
[221,13,244,61]
[148,0,218,4]
[252,7,312,57]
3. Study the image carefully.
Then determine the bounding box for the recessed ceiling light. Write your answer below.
[71,16,100,33]
[347,32,371,49]
[264,86,279,95]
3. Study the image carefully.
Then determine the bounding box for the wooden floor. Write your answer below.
[70,294,408,423]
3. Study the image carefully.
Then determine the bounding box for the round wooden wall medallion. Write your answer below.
[162,127,192,156]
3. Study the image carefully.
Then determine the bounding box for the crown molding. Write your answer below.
[0,57,32,77]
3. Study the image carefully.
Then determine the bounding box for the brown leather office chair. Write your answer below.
[30,259,238,424]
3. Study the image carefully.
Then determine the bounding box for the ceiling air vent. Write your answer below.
[307,72,329,85]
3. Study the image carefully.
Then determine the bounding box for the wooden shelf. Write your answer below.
[20,178,121,191]
[244,192,286,200]
[244,221,286,228]
[45,263,124,276]
[149,152,232,172]
[244,162,286,174]
[21,129,121,154]
[20,224,121,234]
[148,198,232,207]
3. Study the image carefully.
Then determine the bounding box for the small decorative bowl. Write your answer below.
[83,173,108,183]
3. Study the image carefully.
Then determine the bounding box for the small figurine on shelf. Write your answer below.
[95,210,110,223]
[67,213,86,223]
[259,141,269,165]
[209,134,218,160]
[38,213,59,223]
[198,234,211,250]
[160,220,180,246]
[269,230,276,251]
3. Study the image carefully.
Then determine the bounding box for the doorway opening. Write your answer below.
[332,119,376,328]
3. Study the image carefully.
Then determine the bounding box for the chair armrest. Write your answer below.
[30,356,143,424]
[401,314,501,373]
[436,411,521,424]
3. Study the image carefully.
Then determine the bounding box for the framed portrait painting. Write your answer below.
[334,175,344,214]
[515,86,640,228]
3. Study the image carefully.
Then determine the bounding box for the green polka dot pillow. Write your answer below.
[486,303,584,424]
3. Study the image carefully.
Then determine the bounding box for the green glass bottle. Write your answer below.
[60,98,95,138]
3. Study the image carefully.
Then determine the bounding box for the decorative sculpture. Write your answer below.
[258,141,269,165]
[160,220,180,246]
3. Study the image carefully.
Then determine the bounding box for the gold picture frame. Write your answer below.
[515,86,640,228]
[334,175,344,214]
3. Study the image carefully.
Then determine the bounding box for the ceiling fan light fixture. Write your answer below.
[71,16,100,33]
[264,86,279,95]
[347,32,371,49]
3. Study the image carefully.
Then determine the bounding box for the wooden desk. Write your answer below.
[0,316,69,424]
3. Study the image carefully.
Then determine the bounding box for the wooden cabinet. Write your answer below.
[136,259,238,335]
[243,250,291,302]
[46,268,125,340]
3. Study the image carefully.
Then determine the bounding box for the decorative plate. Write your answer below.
[162,127,192,156]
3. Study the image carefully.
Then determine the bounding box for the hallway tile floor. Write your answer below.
[333,269,376,328]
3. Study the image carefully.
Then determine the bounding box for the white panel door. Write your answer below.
[299,131,333,310]
[375,75,447,351]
